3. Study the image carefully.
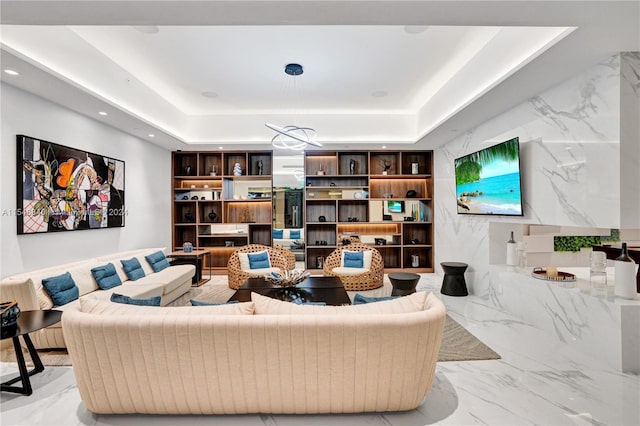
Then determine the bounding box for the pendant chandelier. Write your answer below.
[265,63,321,150]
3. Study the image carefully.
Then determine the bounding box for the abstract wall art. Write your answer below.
[17,135,125,234]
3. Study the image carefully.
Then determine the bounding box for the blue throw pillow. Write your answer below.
[110,293,161,306]
[42,272,79,307]
[344,251,364,268]
[120,257,146,281]
[190,299,239,306]
[290,230,301,239]
[273,229,284,239]
[353,294,399,305]
[248,251,270,269]
[145,251,170,273]
[91,263,122,290]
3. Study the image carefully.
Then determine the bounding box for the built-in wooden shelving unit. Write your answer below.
[171,151,272,272]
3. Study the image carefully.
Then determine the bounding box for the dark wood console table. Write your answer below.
[167,249,211,287]
[592,244,640,293]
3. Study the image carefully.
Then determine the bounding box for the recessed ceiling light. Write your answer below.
[4,69,20,76]
[98,111,108,116]
[382,146,387,149]
[403,25,429,35]
[218,146,223,150]
[133,26,159,34]
[372,91,388,98]
[148,134,155,138]
[202,91,218,98]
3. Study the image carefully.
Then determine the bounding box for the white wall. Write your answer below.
[0,83,172,278]
[435,53,640,297]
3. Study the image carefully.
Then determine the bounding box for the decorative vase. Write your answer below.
[182,242,193,253]
[233,162,242,176]
[208,210,217,222]
[411,162,419,174]
[257,160,263,175]
[382,159,392,175]
[349,159,356,175]
[506,231,518,266]
[184,211,194,222]
[615,243,638,299]
[0,300,20,329]
[184,164,192,176]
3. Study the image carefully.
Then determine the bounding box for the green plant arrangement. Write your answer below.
[553,229,620,252]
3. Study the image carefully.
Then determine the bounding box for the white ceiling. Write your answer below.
[0,1,638,151]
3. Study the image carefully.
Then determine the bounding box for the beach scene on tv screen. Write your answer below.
[455,138,522,215]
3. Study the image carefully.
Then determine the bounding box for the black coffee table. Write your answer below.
[228,276,352,306]
[1,309,62,396]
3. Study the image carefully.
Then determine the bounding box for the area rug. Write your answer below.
[38,280,500,365]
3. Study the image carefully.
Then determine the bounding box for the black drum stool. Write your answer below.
[440,262,469,296]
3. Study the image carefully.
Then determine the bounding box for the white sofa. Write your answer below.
[63,291,446,415]
[0,248,194,349]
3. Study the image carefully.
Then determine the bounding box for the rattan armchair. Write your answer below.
[272,245,296,270]
[227,244,288,289]
[323,243,384,291]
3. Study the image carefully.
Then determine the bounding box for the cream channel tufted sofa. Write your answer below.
[0,248,194,349]
[63,291,446,415]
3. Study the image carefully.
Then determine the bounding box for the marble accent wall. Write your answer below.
[620,52,640,229]
[435,54,640,297]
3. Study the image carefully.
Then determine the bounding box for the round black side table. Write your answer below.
[388,272,420,296]
[440,262,469,296]
[1,309,62,396]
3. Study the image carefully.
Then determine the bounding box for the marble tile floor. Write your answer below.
[1,274,638,426]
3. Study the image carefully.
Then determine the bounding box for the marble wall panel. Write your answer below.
[619,52,640,229]
[436,55,625,297]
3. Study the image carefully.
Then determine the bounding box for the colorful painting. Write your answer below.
[17,135,125,234]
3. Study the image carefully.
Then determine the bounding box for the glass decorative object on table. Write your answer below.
[590,251,608,297]
[517,242,527,268]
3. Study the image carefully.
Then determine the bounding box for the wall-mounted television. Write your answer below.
[454,137,523,216]
[387,200,405,213]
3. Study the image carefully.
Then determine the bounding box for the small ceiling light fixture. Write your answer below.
[218,146,223,150]
[148,134,155,138]
[98,111,108,116]
[403,25,429,35]
[133,26,159,34]
[382,145,387,149]
[266,63,321,151]
[3,69,20,76]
